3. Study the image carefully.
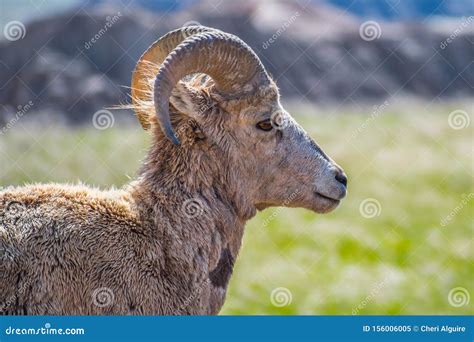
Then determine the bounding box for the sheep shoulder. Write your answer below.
[0,183,166,315]
[0,183,142,235]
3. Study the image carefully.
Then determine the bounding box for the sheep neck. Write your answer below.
[127,134,256,313]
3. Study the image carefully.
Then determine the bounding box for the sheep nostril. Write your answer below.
[335,172,347,187]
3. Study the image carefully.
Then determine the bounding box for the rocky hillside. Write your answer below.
[0,0,472,125]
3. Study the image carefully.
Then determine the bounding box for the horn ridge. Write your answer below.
[131,25,216,130]
[153,30,271,144]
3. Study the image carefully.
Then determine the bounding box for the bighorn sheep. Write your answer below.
[0,26,347,315]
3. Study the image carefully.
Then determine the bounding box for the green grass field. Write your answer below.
[0,103,472,315]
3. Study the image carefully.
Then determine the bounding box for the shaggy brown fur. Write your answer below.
[0,58,347,316]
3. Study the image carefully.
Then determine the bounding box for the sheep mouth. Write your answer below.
[314,192,341,204]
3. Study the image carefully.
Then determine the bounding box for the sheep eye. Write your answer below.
[256,119,273,131]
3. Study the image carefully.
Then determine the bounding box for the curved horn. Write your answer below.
[131,26,215,130]
[154,30,271,144]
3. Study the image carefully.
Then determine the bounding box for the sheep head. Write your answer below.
[132,26,347,215]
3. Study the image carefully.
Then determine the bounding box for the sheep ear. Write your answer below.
[169,81,202,118]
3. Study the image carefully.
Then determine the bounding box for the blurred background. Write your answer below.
[0,0,472,314]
